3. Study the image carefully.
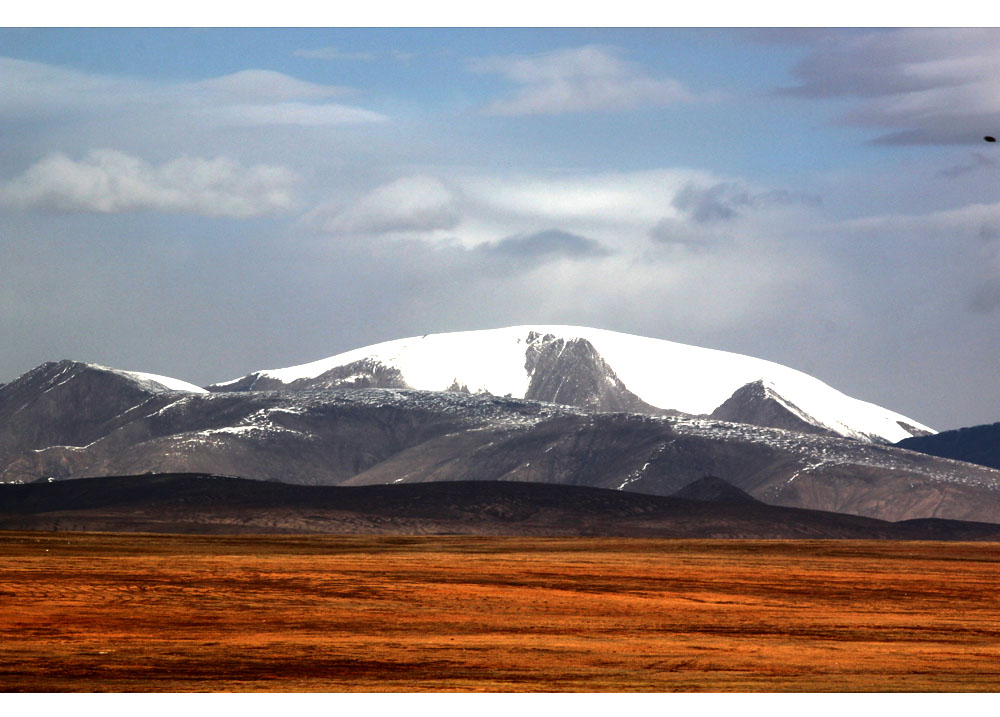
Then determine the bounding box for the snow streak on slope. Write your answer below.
[225,325,933,443]
[94,365,208,394]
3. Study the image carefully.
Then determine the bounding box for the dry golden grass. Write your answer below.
[1,533,999,692]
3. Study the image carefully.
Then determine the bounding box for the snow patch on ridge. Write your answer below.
[89,364,208,394]
[251,329,535,398]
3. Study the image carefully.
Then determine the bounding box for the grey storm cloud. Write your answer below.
[672,183,747,223]
[970,282,1000,314]
[970,224,1000,314]
[648,217,725,250]
[478,229,612,259]
[670,182,820,224]
[937,152,999,179]
[778,28,1000,145]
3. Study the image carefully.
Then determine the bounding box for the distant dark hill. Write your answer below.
[669,475,760,504]
[2,473,1000,540]
[897,422,1000,471]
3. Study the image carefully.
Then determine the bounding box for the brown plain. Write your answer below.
[2,533,999,692]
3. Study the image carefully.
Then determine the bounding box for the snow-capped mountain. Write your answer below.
[2,360,999,523]
[211,325,933,443]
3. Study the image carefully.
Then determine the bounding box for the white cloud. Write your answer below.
[310,168,721,251]
[317,175,460,235]
[192,69,354,102]
[0,57,383,127]
[210,102,387,127]
[468,45,697,116]
[451,169,723,250]
[312,168,790,254]
[308,167,823,270]
[0,149,298,217]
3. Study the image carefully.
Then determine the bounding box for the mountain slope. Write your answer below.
[897,422,1000,471]
[2,363,997,522]
[210,325,933,443]
[0,360,204,460]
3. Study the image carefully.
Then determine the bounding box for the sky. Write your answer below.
[1,20,998,431]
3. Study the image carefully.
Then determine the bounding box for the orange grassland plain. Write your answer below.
[0,533,998,692]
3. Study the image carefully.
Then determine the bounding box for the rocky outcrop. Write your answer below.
[523,331,668,414]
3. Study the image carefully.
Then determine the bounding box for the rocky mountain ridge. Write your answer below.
[1,359,998,523]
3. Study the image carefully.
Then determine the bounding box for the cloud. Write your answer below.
[193,69,353,101]
[309,169,826,270]
[778,28,1000,145]
[0,149,298,217]
[318,175,460,235]
[937,152,999,179]
[294,47,375,61]
[671,181,821,224]
[0,57,383,127]
[836,200,1000,315]
[650,181,819,250]
[468,45,696,116]
[457,169,704,234]
[312,168,799,256]
[478,229,611,259]
[310,169,712,252]
[748,28,845,45]
[970,281,1000,313]
[209,102,387,127]
[648,218,725,250]
[672,183,746,223]
[971,224,1000,314]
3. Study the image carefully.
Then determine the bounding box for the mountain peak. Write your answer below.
[0,360,203,460]
[207,325,933,443]
[710,379,836,437]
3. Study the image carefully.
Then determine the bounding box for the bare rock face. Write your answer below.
[523,331,667,414]
[0,361,176,457]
